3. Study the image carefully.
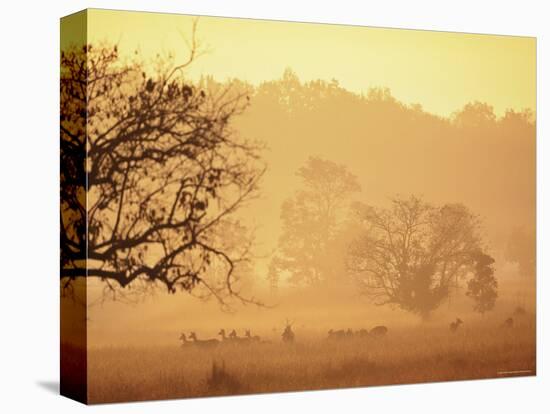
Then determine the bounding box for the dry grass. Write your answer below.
[83,317,536,404]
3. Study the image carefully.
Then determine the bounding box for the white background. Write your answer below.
[0,0,547,412]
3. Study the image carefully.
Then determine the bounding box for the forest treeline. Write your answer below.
[199,69,535,309]
[61,43,534,312]
[206,68,535,262]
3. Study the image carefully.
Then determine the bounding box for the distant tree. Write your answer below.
[347,195,497,319]
[269,157,360,286]
[505,227,536,279]
[366,87,397,103]
[452,101,496,129]
[466,252,498,314]
[501,108,535,126]
[60,24,264,304]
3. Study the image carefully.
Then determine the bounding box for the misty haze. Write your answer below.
[61,10,536,403]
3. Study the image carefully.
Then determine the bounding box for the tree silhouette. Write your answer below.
[61,31,264,304]
[269,157,360,286]
[466,251,498,314]
[452,101,496,129]
[347,195,497,319]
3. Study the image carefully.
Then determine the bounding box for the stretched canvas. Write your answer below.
[60,9,536,404]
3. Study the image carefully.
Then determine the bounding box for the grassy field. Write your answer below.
[79,316,536,404]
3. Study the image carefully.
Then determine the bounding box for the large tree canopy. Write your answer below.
[269,157,360,286]
[347,195,497,318]
[60,34,264,304]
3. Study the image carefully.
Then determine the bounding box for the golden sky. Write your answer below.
[84,8,536,117]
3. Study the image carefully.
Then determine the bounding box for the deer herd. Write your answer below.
[179,306,528,348]
[327,325,388,340]
[180,328,270,348]
[448,306,528,334]
[179,320,389,349]
[180,320,294,349]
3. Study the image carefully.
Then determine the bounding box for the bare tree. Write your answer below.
[347,195,497,319]
[60,25,264,305]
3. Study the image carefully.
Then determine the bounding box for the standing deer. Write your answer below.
[179,333,191,347]
[450,318,463,333]
[502,317,514,329]
[188,332,219,348]
[228,329,250,344]
[370,325,388,337]
[327,329,347,340]
[245,329,261,342]
[356,328,370,338]
[218,329,230,342]
[282,319,295,343]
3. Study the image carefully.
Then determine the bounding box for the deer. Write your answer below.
[513,306,527,317]
[502,317,514,329]
[245,329,261,342]
[179,333,192,347]
[327,329,347,340]
[450,318,463,333]
[370,325,388,337]
[356,328,370,338]
[282,319,295,343]
[228,329,250,344]
[219,328,248,344]
[188,332,219,348]
[218,329,230,342]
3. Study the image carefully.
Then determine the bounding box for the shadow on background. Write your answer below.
[37,381,59,394]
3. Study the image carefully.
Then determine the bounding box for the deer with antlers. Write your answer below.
[282,319,295,343]
[449,318,463,333]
